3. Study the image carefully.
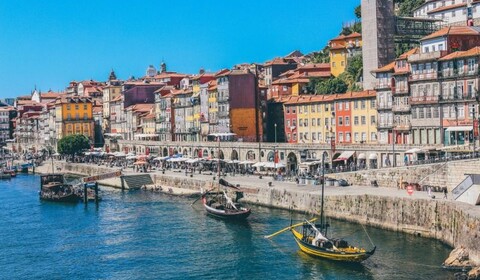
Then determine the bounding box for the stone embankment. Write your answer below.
[328,159,480,191]
[36,160,480,272]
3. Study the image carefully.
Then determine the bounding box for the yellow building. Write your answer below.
[347,91,378,144]
[329,32,362,77]
[55,97,94,141]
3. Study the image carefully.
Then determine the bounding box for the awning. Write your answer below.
[445,126,474,132]
[333,151,355,162]
[357,153,366,160]
[405,148,423,154]
[369,154,378,160]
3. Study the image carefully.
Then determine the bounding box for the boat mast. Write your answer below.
[320,152,325,235]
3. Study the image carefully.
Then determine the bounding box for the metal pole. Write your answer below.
[83,184,88,204]
[95,182,99,205]
[274,123,277,171]
[392,129,396,167]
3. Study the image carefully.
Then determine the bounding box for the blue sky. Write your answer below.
[0,0,359,98]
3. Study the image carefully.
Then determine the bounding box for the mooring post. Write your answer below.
[32,159,35,174]
[83,183,88,205]
[94,182,99,205]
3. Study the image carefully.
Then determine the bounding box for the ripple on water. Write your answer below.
[0,175,456,280]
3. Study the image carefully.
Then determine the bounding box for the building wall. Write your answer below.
[230,108,258,142]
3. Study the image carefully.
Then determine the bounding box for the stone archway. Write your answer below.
[173,148,178,155]
[163,148,168,157]
[287,152,297,174]
[231,150,239,160]
[218,150,224,160]
[183,149,188,156]
[246,150,256,160]
[203,149,209,158]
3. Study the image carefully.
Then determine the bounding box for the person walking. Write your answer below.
[443,187,448,199]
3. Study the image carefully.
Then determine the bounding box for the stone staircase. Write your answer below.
[451,174,480,205]
[121,174,153,190]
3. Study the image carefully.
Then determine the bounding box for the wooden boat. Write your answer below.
[39,174,81,203]
[266,155,376,262]
[201,178,251,220]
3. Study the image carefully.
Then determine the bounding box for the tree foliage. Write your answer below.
[396,0,424,16]
[314,77,348,95]
[354,5,361,19]
[57,134,90,156]
[307,46,330,63]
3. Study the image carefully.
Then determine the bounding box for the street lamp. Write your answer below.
[274,123,277,171]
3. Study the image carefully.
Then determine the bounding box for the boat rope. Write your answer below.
[361,223,375,248]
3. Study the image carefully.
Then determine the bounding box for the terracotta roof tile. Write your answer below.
[439,46,480,61]
[421,26,480,41]
[372,61,395,73]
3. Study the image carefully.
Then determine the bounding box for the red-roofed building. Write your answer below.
[329,32,362,77]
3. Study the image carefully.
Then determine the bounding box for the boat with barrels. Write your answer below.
[200,178,251,220]
[266,154,376,262]
[39,174,81,203]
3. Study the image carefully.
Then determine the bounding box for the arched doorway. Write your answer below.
[287,152,297,175]
[246,150,256,160]
[203,149,208,158]
[231,150,239,160]
[183,149,188,156]
[218,150,224,160]
[163,148,168,157]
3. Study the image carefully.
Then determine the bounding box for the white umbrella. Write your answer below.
[252,162,265,168]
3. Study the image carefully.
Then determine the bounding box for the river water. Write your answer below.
[0,175,456,279]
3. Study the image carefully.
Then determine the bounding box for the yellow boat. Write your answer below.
[291,220,376,262]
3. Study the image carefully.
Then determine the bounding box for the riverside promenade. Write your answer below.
[34,160,480,273]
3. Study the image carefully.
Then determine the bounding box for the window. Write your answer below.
[339,132,344,142]
[325,104,329,112]
[419,107,425,118]
[468,59,475,72]
[303,105,308,113]
[286,120,290,127]
[299,133,303,140]
[292,120,297,126]
[299,118,303,126]
[67,105,71,110]
[338,117,343,126]
[346,133,351,142]
[67,113,71,120]
[293,133,297,141]
[311,105,315,113]
[311,118,316,126]
[426,107,432,118]
[317,104,321,112]
[317,118,321,126]
[292,107,296,113]
[371,100,376,108]
[338,102,343,111]
[83,104,87,110]
[458,60,464,74]
[354,100,359,109]
[371,132,377,141]
[370,115,376,124]
[304,119,308,127]
[361,100,366,109]
[362,132,367,141]
[287,133,291,141]
[318,132,322,142]
[345,116,350,126]
[75,104,79,110]
[361,116,366,125]
[312,133,316,141]
[299,106,303,114]
[354,132,359,142]
[282,86,288,92]
[83,113,88,120]
[354,116,359,125]
[286,107,290,114]
[325,117,329,128]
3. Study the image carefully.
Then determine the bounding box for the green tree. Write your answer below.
[354,5,361,19]
[396,0,424,16]
[308,46,330,63]
[315,77,348,95]
[57,134,91,157]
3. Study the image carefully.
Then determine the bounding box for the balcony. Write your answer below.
[395,123,412,131]
[188,127,200,133]
[376,103,392,110]
[218,96,229,103]
[377,122,393,129]
[409,95,439,105]
[156,116,167,123]
[157,128,170,133]
[410,71,438,81]
[438,68,480,79]
[392,87,409,95]
[375,83,392,90]
[392,104,411,113]
[439,93,478,103]
[408,51,447,63]
[218,111,229,118]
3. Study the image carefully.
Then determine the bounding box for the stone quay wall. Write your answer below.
[45,160,480,265]
[328,159,480,191]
